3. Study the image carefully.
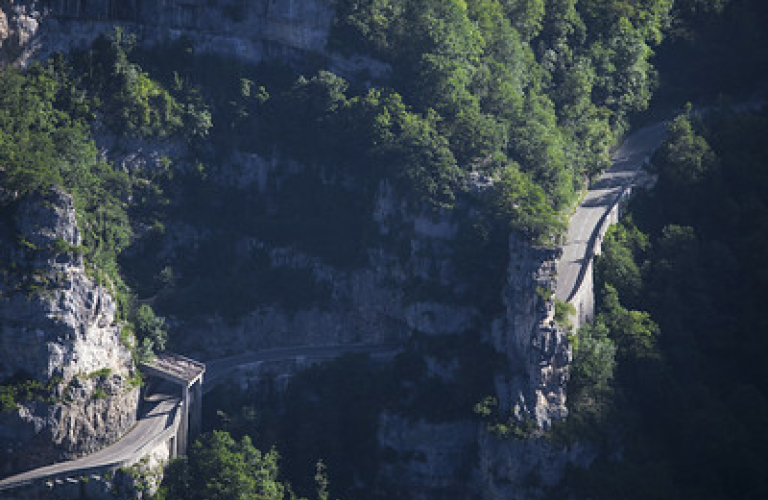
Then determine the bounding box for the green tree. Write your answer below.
[329,0,403,54]
[653,114,719,187]
[163,431,285,500]
[599,284,659,364]
[72,30,189,138]
[503,0,546,41]
[485,162,565,244]
[135,304,168,352]
[596,221,648,306]
[568,320,616,426]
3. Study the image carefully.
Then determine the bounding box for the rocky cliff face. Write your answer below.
[105,126,577,497]
[0,0,389,77]
[0,0,39,64]
[493,236,570,429]
[377,412,479,500]
[375,233,579,500]
[1,0,329,60]
[0,3,581,495]
[0,188,139,476]
[476,428,593,500]
[170,177,475,357]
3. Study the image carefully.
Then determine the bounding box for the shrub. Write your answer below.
[554,300,577,331]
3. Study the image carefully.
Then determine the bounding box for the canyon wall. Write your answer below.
[0,189,139,476]
[0,0,389,77]
[0,2,584,496]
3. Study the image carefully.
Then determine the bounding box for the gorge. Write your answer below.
[1,1,767,499]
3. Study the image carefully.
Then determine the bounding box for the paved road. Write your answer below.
[0,390,180,491]
[204,343,401,390]
[0,120,669,489]
[555,122,669,302]
[0,343,399,490]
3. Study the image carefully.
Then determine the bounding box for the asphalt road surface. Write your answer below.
[204,343,401,389]
[0,343,399,490]
[555,121,669,303]
[0,118,669,489]
[0,389,180,491]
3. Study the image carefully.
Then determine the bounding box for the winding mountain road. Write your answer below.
[0,343,399,492]
[0,390,180,491]
[0,117,674,492]
[204,343,400,390]
[555,121,669,303]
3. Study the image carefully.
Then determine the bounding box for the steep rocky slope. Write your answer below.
[0,0,387,77]
[0,1,581,497]
[1,0,329,60]
[0,188,138,476]
[493,237,569,427]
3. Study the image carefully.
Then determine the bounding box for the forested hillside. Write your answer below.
[0,0,682,343]
[1,0,767,498]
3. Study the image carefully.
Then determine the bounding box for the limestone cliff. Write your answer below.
[104,128,577,497]
[0,0,388,77]
[0,0,39,64]
[158,176,474,356]
[493,236,570,429]
[476,429,592,500]
[377,412,478,500]
[374,232,580,500]
[0,3,582,495]
[0,188,139,476]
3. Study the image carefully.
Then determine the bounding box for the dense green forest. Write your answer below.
[0,0,695,339]
[1,0,768,498]
[4,0,765,328]
[561,106,768,499]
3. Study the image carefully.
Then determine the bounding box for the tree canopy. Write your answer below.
[162,431,286,500]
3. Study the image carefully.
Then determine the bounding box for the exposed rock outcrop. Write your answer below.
[174,180,474,356]
[491,236,570,429]
[0,189,139,476]
[375,232,579,500]
[0,0,390,78]
[377,412,479,500]
[477,429,593,500]
[0,0,40,65]
[116,140,578,497]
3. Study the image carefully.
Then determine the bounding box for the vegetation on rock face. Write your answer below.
[1,0,767,496]
[554,299,577,331]
[134,304,169,361]
[0,374,59,410]
[0,62,132,280]
[0,42,174,355]
[331,0,674,207]
[70,29,208,140]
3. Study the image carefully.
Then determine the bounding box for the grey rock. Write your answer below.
[378,412,479,500]
[491,235,569,429]
[0,190,138,476]
[477,428,594,500]
[1,0,390,80]
[0,0,40,65]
